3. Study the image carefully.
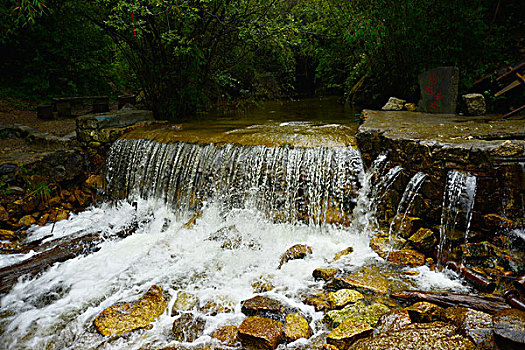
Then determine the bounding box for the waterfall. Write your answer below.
[437,170,477,266]
[105,139,364,225]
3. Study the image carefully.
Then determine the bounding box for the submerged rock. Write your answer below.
[252,275,275,293]
[278,244,312,268]
[171,291,198,316]
[172,312,206,342]
[326,319,373,350]
[238,316,284,350]
[387,249,426,267]
[323,300,390,328]
[93,285,168,336]
[284,313,311,342]
[350,322,475,350]
[212,325,239,346]
[333,247,354,261]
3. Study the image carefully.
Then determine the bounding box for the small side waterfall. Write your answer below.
[106,139,364,225]
[437,170,477,266]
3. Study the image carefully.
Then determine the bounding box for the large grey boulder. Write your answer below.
[382,97,406,111]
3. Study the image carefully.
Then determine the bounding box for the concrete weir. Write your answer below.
[356,110,524,242]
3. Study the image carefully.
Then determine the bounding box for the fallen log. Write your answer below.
[0,225,138,294]
[392,290,510,315]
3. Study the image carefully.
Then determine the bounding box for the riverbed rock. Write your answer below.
[93,285,168,336]
[0,229,15,240]
[327,289,364,309]
[284,313,311,342]
[326,267,389,295]
[382,97,406,111]
[212,325,239,346]
[200,296,234,315]
[333,246,354,261]
[444,306,494,347]
[492,308,525,345]
[387,249,426,267]
[172,312,206,342]
[408,228,437,252]
[482,213,514,232]
[171,291,198,316]
[237,316,284,350]
[252,275,275,293]
[304,293,331,312]
[318,344,339,350]
[241,295,287,320]
[404,102,417,111]
[405,302,444,322]
[350,322,475,350]
[208,225,242,249]
[84,174,105,191]
[323,300,390,328]
[18,214,36,226]
[326,319,372,350]
[278,244,312,268]
[313,267,339,281]
[375,309,412,334]
[462,93,486,116]
[0,205,8,222]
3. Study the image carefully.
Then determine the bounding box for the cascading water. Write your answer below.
[106,139,364,225]
[437,170,477,266]
[0,142,470,350]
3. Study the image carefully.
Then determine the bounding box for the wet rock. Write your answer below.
[394,216,423,238]
[200,296,234,315]
[49,208,69,222]
[444,306,494,347]
[326,267,389,294]
[48,196,61,207]
[212,325,239,346]
[84,174,105,190]
[387,249,426,267]
[313,268,339,281]
[0,205,8,222]
[18,215,36,226]
[323,301,390,328]
[460,241,498,259]
[492,308,525,345]
[237,316,284,350]
[93,285,168,336]
[37,213,49,226]
[208,225,242,249]
[0,229,15,240]
[382,97,406,111]
[327,289,364,309]
[74,189,91,207]
[252,275,275,293]
[404,103,417,111]
[278,244,312,268]
[318,344,339,350]
[462,93,486,116]
[304,293,331,312]
[172,312,206,342]
[405,302,444,322]
[369,236,406,259]
[333,247,353,261]
[482,213,514,232]
[408,228,437,252]
[326,319,372,350]
[350,322,475,350]
[241,295,287,320]
[171,291,198,316]
[375,309,412,334]
[284,313,311,342]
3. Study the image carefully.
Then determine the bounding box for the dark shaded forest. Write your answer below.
[1,0,523,119]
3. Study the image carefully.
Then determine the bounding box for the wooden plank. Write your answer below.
[503,104,525,119]
[496,61,525,82]
[52,96,109,103]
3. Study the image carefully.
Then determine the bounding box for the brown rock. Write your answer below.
[200,296,234,315]
[93,285,168,336]
[37,213,49,226]
[49,209,69,222]
[74,189,91,207]
[212,325,239,346]
[444,306,494,347]
[0,205,9,222]
[326,319,372,350]
[172,312,206,342]
[252,275,275,293]
[318,344,339,350]
[284,313,311,342]
[170,291,198,316]
[241,295,287,319]
[405,302,444,323]
[313,268,338,281]
[84,174,105,190]
[483,213,513,232]
[18,215,36,226]
[304,294,331,312]
[333,247,353,261]
[492,308,525,345]
[387,249,425,267]
[238,316,284,350]
[326,267,389,294]
[0,229,16,240]
[48,196,61,207]
[408,228,437,252]
[327,289,364,309]
[278,244,312,268]
[375,309,412,334]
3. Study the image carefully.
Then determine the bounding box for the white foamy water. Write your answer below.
[0,198,468,350]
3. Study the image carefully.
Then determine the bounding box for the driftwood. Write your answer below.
[0,225,137,294]
[392,290,510,315]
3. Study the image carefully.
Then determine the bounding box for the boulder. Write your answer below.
[333,246,353,261]
[327,289,364,309]
[326,319,372,350]
[326,267,389,294]
[171,291,198,316]
[381,97,406,111]
[284,313,311,342]
[492,308,525,345]
[350,322,475,350]
[462,93,486,116]
[405,302,444,322]
[172,312,206,342]
[18,215,36,226]
[408,228,437,252]
[313,267,339,281]
[387,249,426,267]
[237,316,284,350]
[241,295,287,321]
[304,293,331,312]
[404,103,417,111]
[444,306,494,347]
[375,309,412,334]
[93,285,168,336]
[212,325,239,346]
[323,301,390,328]
[278,244,312,268]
